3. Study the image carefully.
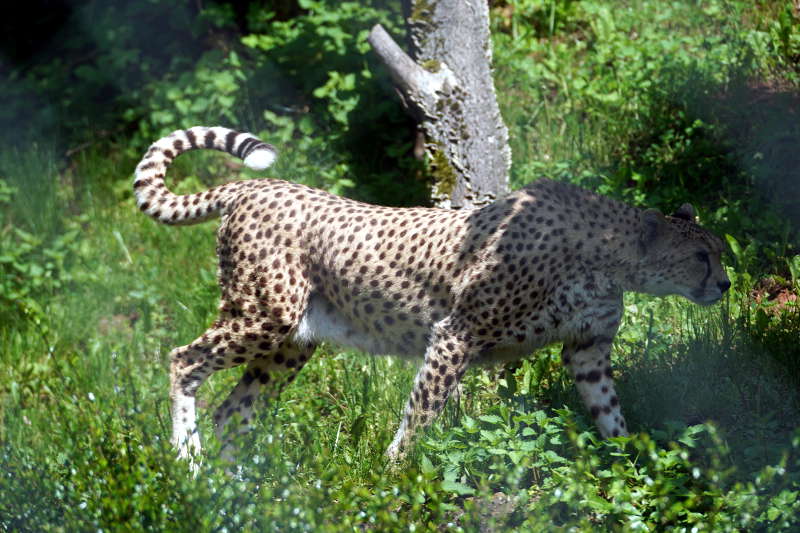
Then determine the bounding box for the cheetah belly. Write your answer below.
[292,293,425,358]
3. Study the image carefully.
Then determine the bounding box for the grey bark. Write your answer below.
[368,1,511,209]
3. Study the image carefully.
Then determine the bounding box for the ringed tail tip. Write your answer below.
[243,148,277,170]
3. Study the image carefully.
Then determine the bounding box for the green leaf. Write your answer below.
[479,415,504,426]
[419,454,436,476]
[441,479,475,496]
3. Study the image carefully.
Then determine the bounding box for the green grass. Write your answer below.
[2,0,800,530]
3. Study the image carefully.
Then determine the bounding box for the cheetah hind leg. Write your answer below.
[213,340,315,465]
[168,317,299,472]
[169,340,218,473]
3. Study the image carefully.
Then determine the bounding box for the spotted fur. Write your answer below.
[134,126,731,466]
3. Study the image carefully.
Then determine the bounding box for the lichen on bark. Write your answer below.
[429,146,457,201]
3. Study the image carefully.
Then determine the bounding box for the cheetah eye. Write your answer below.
[695,251,709,263]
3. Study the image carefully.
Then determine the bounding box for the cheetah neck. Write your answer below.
[574,222,644,293]
[514,180,646,295]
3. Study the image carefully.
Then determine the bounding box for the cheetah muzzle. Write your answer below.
[133,126,731,467]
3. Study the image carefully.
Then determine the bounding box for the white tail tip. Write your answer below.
[243,148,277,170]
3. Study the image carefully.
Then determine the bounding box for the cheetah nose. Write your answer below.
[717,280,731,293]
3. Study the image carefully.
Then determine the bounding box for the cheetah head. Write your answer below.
[637,204,731,305]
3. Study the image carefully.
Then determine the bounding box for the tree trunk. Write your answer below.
[368,1,511,209]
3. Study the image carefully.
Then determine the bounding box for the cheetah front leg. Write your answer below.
[562,335,629,438]
[386,323,472,462]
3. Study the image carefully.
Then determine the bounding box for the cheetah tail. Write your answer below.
[133,126,277,225]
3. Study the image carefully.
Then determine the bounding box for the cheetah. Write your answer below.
[133,126,731,465]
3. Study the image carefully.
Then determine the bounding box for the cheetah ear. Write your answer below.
[671,203,696,222]
[639,208,668,254]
